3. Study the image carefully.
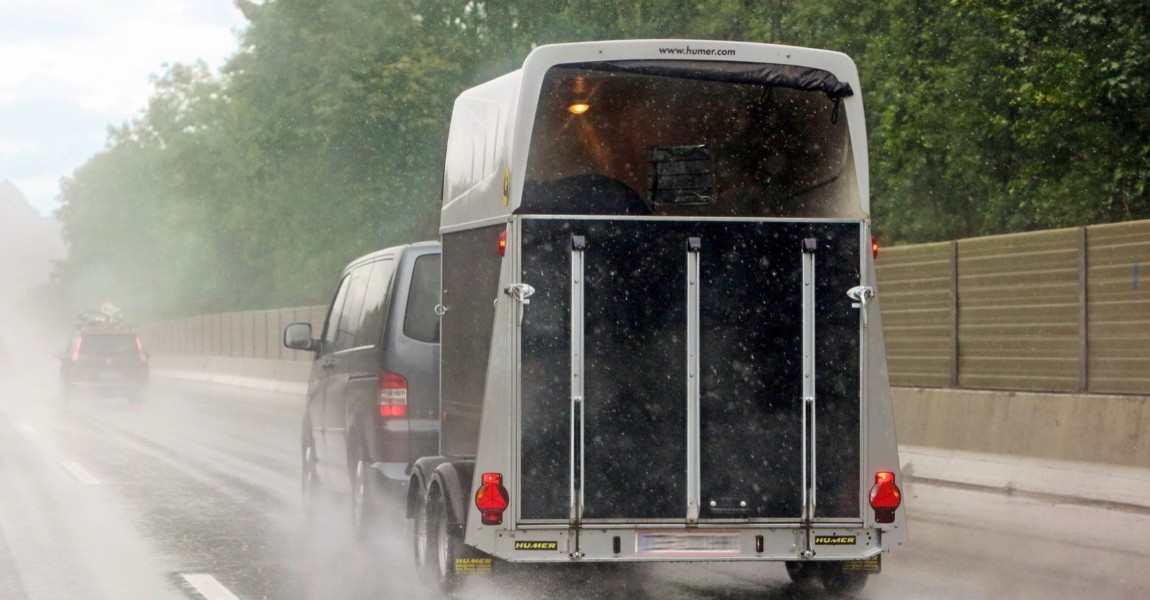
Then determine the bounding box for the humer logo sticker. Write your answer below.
[514,541,559,551]
[814,536,857,545]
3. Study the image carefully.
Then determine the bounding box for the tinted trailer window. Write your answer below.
[522,62,860,220]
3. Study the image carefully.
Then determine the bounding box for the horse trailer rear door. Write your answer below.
[517,217,863,527]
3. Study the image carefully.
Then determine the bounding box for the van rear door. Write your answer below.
[517,217,862,526]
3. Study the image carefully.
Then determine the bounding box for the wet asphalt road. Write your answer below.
[1,374,1149,600]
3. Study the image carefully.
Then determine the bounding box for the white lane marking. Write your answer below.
[59,461,101,485]
[181,574,242,600]
[18,423,38,435]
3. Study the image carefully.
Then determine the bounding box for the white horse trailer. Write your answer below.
[409,39,906,595]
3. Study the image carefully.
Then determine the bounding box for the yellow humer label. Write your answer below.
[814,536,857,545]
[515,541,559,551]
[454,558,493,574]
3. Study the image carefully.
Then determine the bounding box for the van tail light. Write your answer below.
[70,338,83,362]
[135,337,148,363]
[869,471,902,524]
[377,371,408,418]
[475,472,509,525]
[498,230,507,256]
[871,235,879,259]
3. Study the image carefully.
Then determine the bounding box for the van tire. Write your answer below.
[301,435,323,520]
[351,440,383,541]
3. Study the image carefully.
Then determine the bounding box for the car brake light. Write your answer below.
[475,472,509,525]
[869,471,902,523]
[498,230,507,256]
[871,235,879,259]
[377,371,408,418]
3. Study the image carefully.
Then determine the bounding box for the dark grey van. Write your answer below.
[284,241,440,538]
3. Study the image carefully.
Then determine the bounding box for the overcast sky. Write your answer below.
[0,0,248,217]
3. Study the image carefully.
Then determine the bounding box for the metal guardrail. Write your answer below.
[138,305,326,362]
[878,220,1150,395]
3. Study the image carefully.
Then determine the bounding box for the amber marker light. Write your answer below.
[568,103,590,115]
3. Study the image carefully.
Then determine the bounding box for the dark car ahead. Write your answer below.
[284,241,440,539]
[60,326,150,403]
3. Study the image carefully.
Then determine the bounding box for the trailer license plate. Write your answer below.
[635,531,740,556]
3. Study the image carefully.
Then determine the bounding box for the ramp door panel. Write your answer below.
[520,220,687,520]
[518,218,861,522]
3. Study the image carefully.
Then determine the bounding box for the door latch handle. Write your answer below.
[505,283,536,305]
[847,285,875,327]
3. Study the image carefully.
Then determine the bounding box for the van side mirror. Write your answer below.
[284,322,316,352]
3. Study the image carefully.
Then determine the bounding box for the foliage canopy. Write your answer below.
[55,0,1150,318]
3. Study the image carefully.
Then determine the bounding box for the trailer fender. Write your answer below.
[408,456,448,519]
[431,460,476,528]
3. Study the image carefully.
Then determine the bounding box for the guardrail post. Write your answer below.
[1078,227,1088,393]
[949,240,959,389]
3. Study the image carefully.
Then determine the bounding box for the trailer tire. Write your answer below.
[432,487,462,593]
[819,563,868,595]
[785,561,818,585]
[412,482,433,574]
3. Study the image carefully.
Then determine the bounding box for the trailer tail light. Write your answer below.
[872,235,880,259]
[869,471,902,523]
[498,230,507,256]
[377,371,408,418]
[475,472,509,525]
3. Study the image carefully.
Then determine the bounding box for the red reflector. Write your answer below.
[869,471,902,523]
[498,230,507,256]
[377,371,408,418]
[379,404,408,418]
[475,472,509,525]
[871,235,880,259]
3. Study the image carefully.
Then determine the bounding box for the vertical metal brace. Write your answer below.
[800,238,817,527]
[1077,227,1088,393]
[569,235,586,530]
[685,236,702,525]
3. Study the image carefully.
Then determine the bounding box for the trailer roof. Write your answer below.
[441,40,869,232]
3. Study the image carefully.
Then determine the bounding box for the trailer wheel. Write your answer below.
[432,488,462,593]
[819,563,868,595]
[785,561,818,585]
[412,482,432,573]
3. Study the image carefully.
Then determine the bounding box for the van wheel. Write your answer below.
[432,488,462,593]
[412,483,432,573]
[301,437,322,519]
[351,444,383,541]
[819,563,868,595]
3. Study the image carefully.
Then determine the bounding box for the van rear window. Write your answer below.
[404,254,441,343]
[356,259,396,347]
[80,334,138,356]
